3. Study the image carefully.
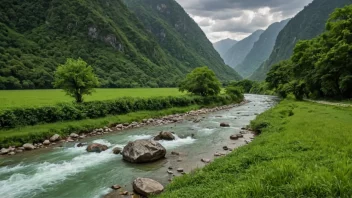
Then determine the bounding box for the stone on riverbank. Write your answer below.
[1,148,9,155]
[23,143,35,150]
[50,134,61,142]
[43,140,50,145]
[70,133,79,138]
[122,140,166,163]
[86,143,108,153]
[230,134,244,140]
[133,178,164,196]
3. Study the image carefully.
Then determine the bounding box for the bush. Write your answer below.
[0,95,239,128]
[225,85,244,101]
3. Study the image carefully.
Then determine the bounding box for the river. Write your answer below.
[0,94,277,198]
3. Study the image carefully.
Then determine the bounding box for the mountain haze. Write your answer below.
[235,19,289,78]
[250,0,352,81]
[223,30,264,70]
[213,38,238,60]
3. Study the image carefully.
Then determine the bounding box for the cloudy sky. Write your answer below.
[175,0,313,42]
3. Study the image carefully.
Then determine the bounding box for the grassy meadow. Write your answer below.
[159,100,352,197]
[0,88,184,110]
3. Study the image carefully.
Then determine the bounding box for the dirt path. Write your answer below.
[305,99,352,107]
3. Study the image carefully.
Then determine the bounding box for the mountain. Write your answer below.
[0,0,240,90]
[235,19,289,78]
[223,30,264,70]
[123,0,242,81]
[213,38,238,60]
[250,0,352,81]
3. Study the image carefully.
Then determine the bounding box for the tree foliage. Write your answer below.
[179,67,221,97]
[53,58,99,103]
[266,4,352,100]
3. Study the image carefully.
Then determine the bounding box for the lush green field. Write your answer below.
[0,105,200,148]
[159,100,352,197]
[0,88,183,109]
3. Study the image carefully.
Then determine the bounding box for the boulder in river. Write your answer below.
[23,143,35,150]
[122,140,166,163]
[133,178,164,196]
[113,147,122,155]
[220,123,230,127]
[50,134,61,142]
[86,143,108,153]
[154,131,175,141]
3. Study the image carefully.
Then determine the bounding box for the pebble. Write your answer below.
[177,168,184,172]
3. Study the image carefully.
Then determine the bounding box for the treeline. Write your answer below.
[265,5,352,100]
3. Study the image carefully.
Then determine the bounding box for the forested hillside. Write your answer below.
[0,0,240,90]
[123,0,242,81]
[250,0,352,81]
[235,19,289,78]
[213,38,238,60]
[223,30,264,69]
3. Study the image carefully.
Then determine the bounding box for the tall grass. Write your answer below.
[158,100,352,197]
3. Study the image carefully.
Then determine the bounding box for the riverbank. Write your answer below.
[158,99,352,197]
[0,101,247,156]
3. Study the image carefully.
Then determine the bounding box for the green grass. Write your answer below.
[0,88,184,109]
[0,105,200,148]
[158,100,352,197]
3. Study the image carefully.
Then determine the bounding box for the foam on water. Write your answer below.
[158,135,196,149]
[93,139,112,147]
[198,128,215,135]
[0,164,29,175]
[0,143,116,198]
[126,134,153,141]
[92,187,113,198]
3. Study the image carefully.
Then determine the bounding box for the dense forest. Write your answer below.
[0,0,240,90]
[266,4,352,99]
[250,0,352,81]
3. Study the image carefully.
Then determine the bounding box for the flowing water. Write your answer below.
[0,94,277,198]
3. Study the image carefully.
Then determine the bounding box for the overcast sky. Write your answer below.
[175,0,313,43]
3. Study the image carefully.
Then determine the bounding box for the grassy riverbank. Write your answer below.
[0,105,200,148]
[0,88,183,109]
[159,100,352,197]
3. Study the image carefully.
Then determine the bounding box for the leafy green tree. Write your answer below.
[228,79,255,93]
[53,58,100,103]
[225,85,244,101]
[179,66,221,96]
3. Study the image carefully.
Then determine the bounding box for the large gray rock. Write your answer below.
[133,178,164,196]
[50,134,61,142]
[1,148,9,155]
[122,140,166,163]
[43,140,50,145]
[23,143,35,150]
[86,143,108,153]
[154,131,175,141]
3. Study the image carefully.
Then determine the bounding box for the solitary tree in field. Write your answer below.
[53,58,99,103]
[179,66,221,96]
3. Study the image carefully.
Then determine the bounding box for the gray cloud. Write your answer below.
[175,0,313,42]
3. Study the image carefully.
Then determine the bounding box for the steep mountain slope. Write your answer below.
[123,0,242,81]
[223,30,264,69]
[250,0,352,81]
[0,0,240,90]
[213,38,238,60]
[235,19,289,78]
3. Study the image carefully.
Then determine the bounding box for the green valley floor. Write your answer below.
[158,99,352,197]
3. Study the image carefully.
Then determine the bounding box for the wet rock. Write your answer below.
[76,142,87,147]
[70,133,79,138]
[214,152,221,157]
[122,140,166,163]
[201,158,211,163]
[1,148,9,155]
[111,185,121,190]
[66,137,75,142]
[168,166,173,170]
[120,191,128,195]
[86,143,108,153]
[23,143,35,150]
[133,178,164,197]
[220,123,230,127]
[113,147,122,155]
[43,140,50,145]
[116,124,123,128]
[223,146,229,151]
[167,170,173,174]
[154,131,175,141]
[50,134,61,142]
[177,168,184,172]
[230,134,244,140]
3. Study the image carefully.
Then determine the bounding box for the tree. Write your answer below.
[225,85,244,101]
[53,58,100,103]
[179,66,221,96]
